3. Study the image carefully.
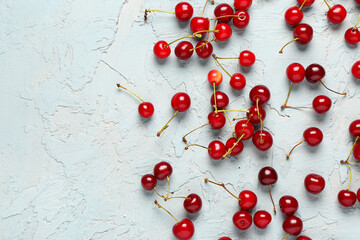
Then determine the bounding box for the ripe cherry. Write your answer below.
[253,210,272,229]
[175,2,194,22]
[297,0,315,6]
[235,120,255,140]
[175,41,194,60]
[338,190,357,207]
[286,127,323,159]
[305,64,325,83]
[325,2,347,24]
[258,166,278,213]
[190,17,210,37]
[208,70,223,86]
[282,216,303,236]
[233,10,250,29]
[279,195,299,216]
[342,120,360,163]
[195,41,213,59]
[253,130,273,151]
[219,237,232,240]
[211,91,229,109]
[285,6,303,26]
[249,85,271,105]
[153,161,172,180]
[234,0,252,10]
[214,3,234,23]
[312,95,332,114]
[239,190,258,210]
[287,63,305,83]
[352,61,360,79]
[280,24,313,53]
[344,28,360,45]
[225,138,244,156]
[154,41,171,59]
[349,119,360,137]
[184,193,202,213]
[353,142,360,161]
[239,50,255,67]
[215,23,233,41]
[304,174,325,194]
[230,73,246,90]
[247,105,266,124]
[141,174,157,190]
[233,210,252,230]
[357,188,360,202]
[297,236,312,240]
[208,141,227,159]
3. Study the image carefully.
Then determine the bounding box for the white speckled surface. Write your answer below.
[1,0,360,239]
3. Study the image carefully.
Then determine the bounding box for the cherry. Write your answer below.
[249,85,271,105]
[153,161,173,180]
[296,236,312,240]
[238,190,258,210]
[285,6,303,26]
[247,105,266,124]
[219,238,232,240]
[252,130,273,151]
[172,218,195,240]
[286,127,323,159]
[195,41,213,59]
[175,2,194,22]
[190,17,210,37]
[239,50,255,67]
[208,70,223,86]
[234,0,252,10]
[280,24,313,53]
[352,61,360,79]
[325,2,347,24]
[175,41,194,60]
[305,64,325,83]
[184,193,202,213]
[282,216,303,236]
[312,95,332,114]
[297,0,315,6]
[215,23,233,41]
[342,120,360,163]
[226,137,244,156]
[353,142,360,161]
[141,174,157,190]
[349,119,360,137]
[208,112,226,129]
[357,0,360,4]
[208,140,227,159]
[258,166,278,213]
[233,10,250,29]
[230,73,246,90]
[357,188,360,202]
[154,40,171,59]
[233,210,252,230]
[287,63,305,83]
[214,3,234,23]
[338,190,357,207]
[344,28,360,45]
[253,210,272,229]
[304,174,325,194]
[211,91,230,109]
[279,195,299,216]
[235,120,255,140]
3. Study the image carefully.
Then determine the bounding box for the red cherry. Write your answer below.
[238,190,257,210]
[175,2,194,22]
[352,61,360,79]
[214,3,234,23]
[312,95,332,114]
[141,174,157,190]
[208,70,223,86]
[230,73,246,90]
[287,63,305,83]
[285,6,303,26]
[172,218,195,240]
[215,23,233,41]
[344,28,360,45]
[175,41,194,60]
[232,210,252,230]
[247,105,266,124]
[353,142,360,161]
[349,119,360,137]
[171,92,191,112]
[235,120,255,140]
[294,23,313,44]
[357,188,360,202]
[297,236,312,240]
[154,41,171,59]
[239,50,255,67]
[338,190,357,207]
[253,131,273,151]
[225,138,244,156]
[208,112,226,129]
[305,64,325,83]
[279,195,299,216]
[249,85,271,105]
[190,17,210,36]
[154,161,173,180]
[327,4,347,24]
[258,167,278,185]
[195,40,213,59]
[138,102,154,118]
[304,174,325,194]
[210,91,229,109]
[297,0,315,6]
[282,216,303,236]
[208,140,227,160]
[219,237,232,240]
[356,0,360,4]
[183,193,202,213]
[234,0,252,10]
[304,127,323,146]
[233,10,250,29]
[253,210,272,229]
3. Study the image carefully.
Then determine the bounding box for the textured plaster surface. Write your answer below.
[1,0,360,239]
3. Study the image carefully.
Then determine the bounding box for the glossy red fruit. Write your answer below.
[154,161,173,180]
[210,91,229,109]
[303,127,323,146]
[344,28,360,45]
[253,210,272,229]
[249,85,271,105]
[356,0,360,4]
[279,195,299,216]
[154,41,171,59]
[172,92,191,112]
[312,95,332,114]
[141,174,157,190]
[239,190,257,210]
[175,41,194,60]
[305,64,325,83]
[219,237,232,240]
[353,142,360,161]
[294,23,313,44]
[138,102,154,118]
[283,216,303,236]
[239,50,255,67]
[253,131,273,151]
[233,10,250,29]
[233,210,252,230]
[215,23,232,41]
[235,120,255,140]
[172,218,195,240]
[296,236,312,240]
[230,73,246,90]
[304,174,325,194]
[234,0,252,10]
[225,138,244,156]
[287,63,305,83]
[184,193,202,213]
[349,119,360,137]
[208,112,226,129]
[247,105,266,124]
[208,70,223,86]
[357,188,360,202]
[297,0,315,6]
[352,61,360,79]
[327,5,347,24]
[258,167,278,185]
[190,17,210,36]
[285,6,303,26]
[214,3,234,23]
[338,190,357,207]
[195,41,213,59]
[175,2,194,22]
[208,140,227,160]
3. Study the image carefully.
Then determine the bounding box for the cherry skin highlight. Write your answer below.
[312,95,332,114]
[279,195,299,216]
[172,218,195,240]
[238,190,257,210]
[287,63,305,83]
[175,41,194,60]
[249,85,271,105]
[138,102,154,118]
[230,73,246,90]
[141,174,157,190]
[258,167,278,185]
[233,210,252,230]
[327,4,347,24]
[344,28,360,45]
[297,0,315,6]
[153,161,173,180]
[208,70,223,86]
[247,105,266,124]
[214,3,234,23]
[183,193,202,213]
[239,50,255,67]
[282,216,303,236]
[338,190,357,207]
[303,127,323,146]
[253,210,272,229]
[215,23,233,41]
[175,2,194,22]
[190,17,210,36]
[351,61,360,79]
[305,64,325,83]
[208,140,227,160]
[233,10,250,29]
[304,174,325,194]
[195,41,213,59]
[225,138,244,156]
[253,130,273,151]
[234,0,252,10]
[349,119,360,137]
[210,91,229,109]
[235,120,255,140]
[172,92,191,112]
[285,6,303,26]
[208,112,226,129]
[154,41,171,59]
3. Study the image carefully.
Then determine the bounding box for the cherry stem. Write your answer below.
[190,39,215,52]
[213,82,218,113]
[204,178,242,202]
[223,110,236,134]
[281,82,293,109]
[256,98,264,143]
[282,106,313,109]
[157,110,179,137]
[286,140,306,159]
[344,136,359,163]
[233,117,247,121]
[268,185,277,215]
[323,0,331,10]
[279,38,299,54]
[355,14,360,28]
[299,0,307,11]
[201,0,214,17]
[144,9,175,22]
[166,176,170,198]
[344,161,360,165]
[320,80,347,95]
[345,162,352,191]
[182,123,210,143]
[213,20,219,41]
[218,109,249,113]
[116,84,145,103]
[154,200,179,223]
[281,234,290,240]
[185,144,210,150]
[212,54,233,78]
[209,14,246,21]
[154,187,167,199]
[222,133,245,158]
[213,56,239,60]
[166,30,219,48]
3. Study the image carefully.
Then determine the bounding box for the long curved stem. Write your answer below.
[355,14,360,28]
[157,110,179,137]
[182,123,210,143]
[223,110,235,134]
[279,38,299,54]
[346,163,351,191]
[222,133,245,158]
[323,0,331,10]
[256,98,264,143]
[209,14,246,21]
[217,109,249,113]
[281,234,290,240]
[282,106,313,109]
[116,84,145,102]
[268,185,276,215]
[154,200,179,223]
[344,136,359,163]
[299,0,307,10]
[190,39,215,52]
[185,144,209,150]
[205,178,242,201]
[212,54,232,78]
[281,82,293,109]
[320,80,347,96]
[286,140,306,159]
[201,0,214,17]
[213,82,218,113]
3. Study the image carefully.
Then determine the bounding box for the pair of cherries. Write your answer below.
[278,195,304,238]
